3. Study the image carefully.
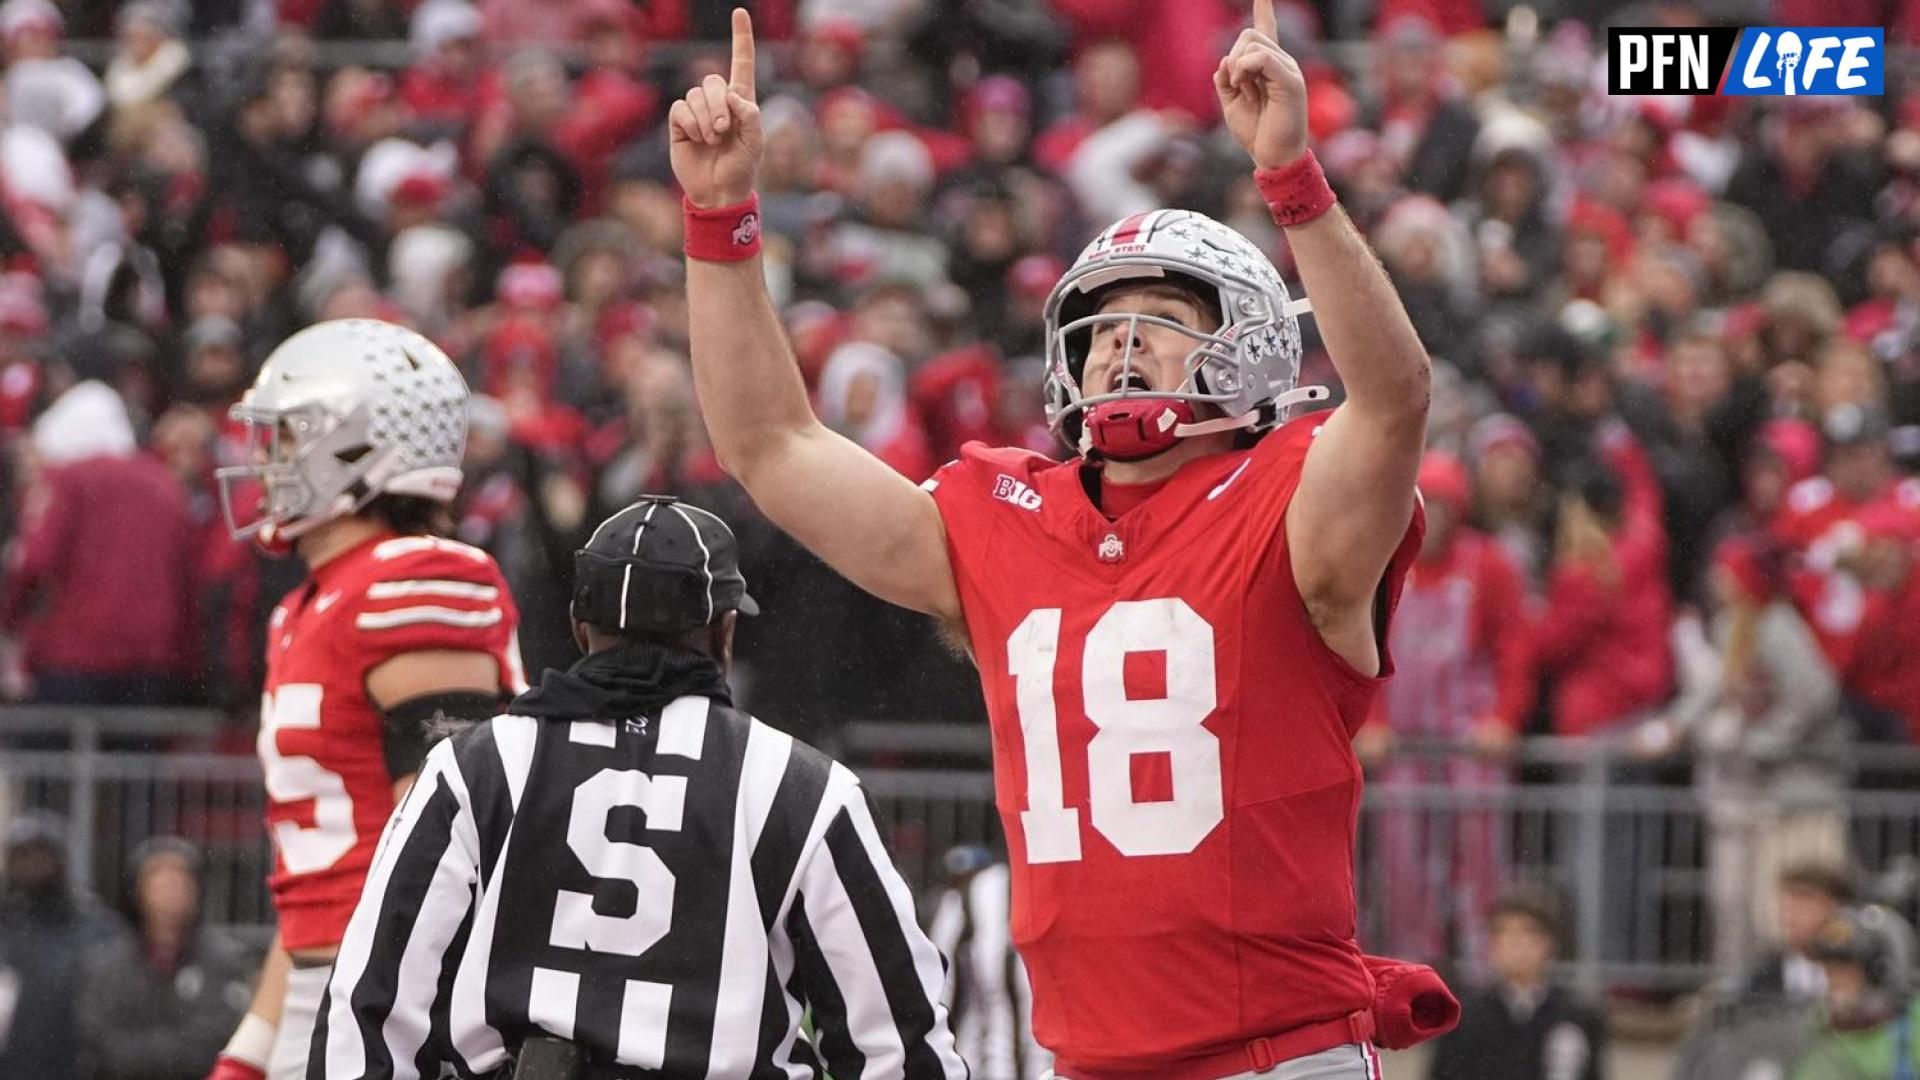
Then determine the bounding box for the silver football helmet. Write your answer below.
[1043,208,1324,454]
[218,319,469,543]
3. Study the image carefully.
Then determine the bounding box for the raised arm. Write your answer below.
[1218,0,1430,673]
[669,10,959,620]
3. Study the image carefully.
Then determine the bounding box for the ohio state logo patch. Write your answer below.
[732,212,761,248]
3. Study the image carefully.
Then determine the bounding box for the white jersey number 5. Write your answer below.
[259,684,358,874]
[1009,599,1222,863]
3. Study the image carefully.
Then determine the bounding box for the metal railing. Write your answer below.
[7,710,1920,995]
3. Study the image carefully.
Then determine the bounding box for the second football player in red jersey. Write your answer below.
[205,320,526,1080]
[672,5,1451,1077]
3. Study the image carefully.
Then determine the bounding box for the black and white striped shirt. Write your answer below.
[313,695,969,1080]
[928,863,1050,1080]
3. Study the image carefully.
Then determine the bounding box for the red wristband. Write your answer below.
[1255,150,1337,227]
[684,194,762,262]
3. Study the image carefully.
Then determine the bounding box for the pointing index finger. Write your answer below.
[1253,0,1276,39]
[730,7,757,104]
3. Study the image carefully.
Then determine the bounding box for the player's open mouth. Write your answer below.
[1109,371,1152,393]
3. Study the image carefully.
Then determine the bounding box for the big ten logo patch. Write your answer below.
[992,474,1043,511]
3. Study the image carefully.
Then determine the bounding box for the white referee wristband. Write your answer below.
[222,1013,277,1069]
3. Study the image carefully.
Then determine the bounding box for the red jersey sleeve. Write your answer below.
[340,536,527,694]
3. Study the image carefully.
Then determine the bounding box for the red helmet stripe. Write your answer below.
[1106,211,1155,248]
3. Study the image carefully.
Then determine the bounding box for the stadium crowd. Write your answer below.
[2,0,1920,1073]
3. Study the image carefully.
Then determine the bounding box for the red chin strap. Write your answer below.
[1084,398,1195,461]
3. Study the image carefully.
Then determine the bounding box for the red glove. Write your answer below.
[204,1055,267,1080]
[1363,954,1461,1050]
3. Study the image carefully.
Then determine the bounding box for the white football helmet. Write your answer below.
[218,319,469,543]
[1043,208,1324,454]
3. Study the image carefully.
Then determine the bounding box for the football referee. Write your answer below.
[312,496,968,1080]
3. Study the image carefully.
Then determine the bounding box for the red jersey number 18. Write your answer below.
[1009,598,1223,864]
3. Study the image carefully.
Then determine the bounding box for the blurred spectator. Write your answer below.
[400,0,490,130]
[310,0,411,41]
[904,6,1065,125]
[1033,39,1149,174]
[477,51,586,261]
[1470,413,1550,586]
[103,2,195,131]
[1657,536,1850,978]
[1428,884,1608,1080]
[388,220,474,335]
[0,813,128,1080]
[1459,145,1561,309]
[1363,14,1478,205]
[1738,861,1858,1005]
[1830,499,1920,744]
[817,340,932,481]
[820,131,949,292]
[1688,203,1775,310]
[75,838,253,1080]
[0,379,198,704]
[1533,459,1674,739]
[1758,271,1845,379]
[1774,404,1911,556]
[1725,103,1884,276]
[1372,195,1474,365]
[1619,323,1768,605]
[1771,406,1920,734]
[1358,451,1531,969]
[1790,905,1920,1080]
[1053,41,1183,224]
[911,341,1003,466]
[927,846,1051,1080]
[566,1,661,211]
[995,253,1059,363]
[757,95,834,248]
[790,16,870,99]
[944,183,1026,334]
[1048,0,1246,124]
[2,0,106,149]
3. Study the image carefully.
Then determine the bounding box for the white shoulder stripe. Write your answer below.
[356,606,503,631]
[657,695,708,759]
[366,580,501,601]
[491,715,537,811]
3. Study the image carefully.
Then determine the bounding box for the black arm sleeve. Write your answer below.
[379,692,502,779]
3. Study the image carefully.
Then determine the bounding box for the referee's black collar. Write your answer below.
[511,640,732,722]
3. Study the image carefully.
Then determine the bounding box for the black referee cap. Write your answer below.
[571,497,759,637]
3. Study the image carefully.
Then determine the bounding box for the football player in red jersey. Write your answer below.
[204,320,527,1080]
[671,5,1446,1077]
